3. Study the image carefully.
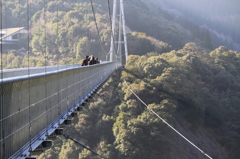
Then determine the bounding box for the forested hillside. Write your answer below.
[3,0,240,158]
[1,0,112,69]
[149,0,240,52]
[39,43,240,159]
[124,0,215,51]
[1,0,216,69]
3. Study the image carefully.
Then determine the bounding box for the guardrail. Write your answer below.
[2,64,80,79]
[0,62,121,159]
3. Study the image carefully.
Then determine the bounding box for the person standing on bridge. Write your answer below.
[88,55,96,65]
[81,55,89,66]
[95,58,100,64]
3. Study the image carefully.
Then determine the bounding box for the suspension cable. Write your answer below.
[89,0,100,38]
[89,0,109,55]
[107,0,113,32]
[62,133,105,159]
[123,80,212,159]
[26,0,33,153]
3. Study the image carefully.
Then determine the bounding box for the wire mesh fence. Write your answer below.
[0,62,120,158]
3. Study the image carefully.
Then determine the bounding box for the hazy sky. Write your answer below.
[161,0,240,16]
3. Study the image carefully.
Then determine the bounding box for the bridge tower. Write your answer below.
[109,0,128,62]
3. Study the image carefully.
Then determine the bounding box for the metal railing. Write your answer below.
[0,62,120,159]
[1,64,80,79]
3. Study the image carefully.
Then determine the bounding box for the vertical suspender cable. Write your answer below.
[63,1,68,114]
[77,2,81,101]
[65,5,70,112]
[17,0,20,120]
[5,2,7,69]
[57,0,61,125]
[27,0,32,153]
[73,2,81,108]
[89,0,108,57]
[44,0,49,136]
[85,3,90,94]
[71,15,74,67]
[89,2,93,87]
[0,0,3,157]
[72,2,75,112]
[5,2,9,155]
[87,3,91,57]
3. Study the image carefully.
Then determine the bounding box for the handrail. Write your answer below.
[1,62,113,84]
[1,62,120,159]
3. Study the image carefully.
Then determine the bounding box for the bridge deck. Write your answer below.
[0,62,120,159]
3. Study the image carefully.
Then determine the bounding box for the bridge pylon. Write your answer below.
[109,0,128,63]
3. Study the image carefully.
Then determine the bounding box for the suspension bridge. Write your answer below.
[0,0,128,158]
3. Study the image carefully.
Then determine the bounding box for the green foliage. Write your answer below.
[127,32,173,56]
[5,0,239,158]
[124,0,192,50]
[127,32,155,56]
[123,43,240,157]
[2,0,111,69]
[76,36,89,59]
[37,42,240,158]
[113,102,175,159]
[58,141,80,159]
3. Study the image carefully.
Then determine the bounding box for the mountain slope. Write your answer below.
[149,0,240,51]
[39,43,240,159]
[124,0,189,50]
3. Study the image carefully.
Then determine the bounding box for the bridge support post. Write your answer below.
[120,0,128,61]
[117,1,123,65]
[110,0,128,64]
[110,0,117,62]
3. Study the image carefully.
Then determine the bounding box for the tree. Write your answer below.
[76,36,89,59]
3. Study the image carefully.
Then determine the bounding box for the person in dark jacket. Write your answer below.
[95,58,100,64]
[81,55,89,66]
[88,55,95,65]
